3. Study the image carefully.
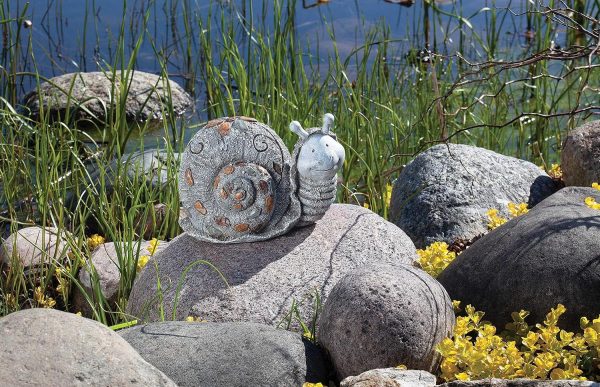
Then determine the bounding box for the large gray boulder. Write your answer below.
[438,186,600,332]
[0,226,70,269]
[561,120,600,187]
[126,204,418,327]
[318,264,455,381]
[22,70,193,125]
[340,369,437,387]
[390,144,558,248]
[119,321,330,386]
[72,239,168,317]
[0,308,176,386]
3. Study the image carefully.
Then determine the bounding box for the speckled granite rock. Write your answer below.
[126,204,418,328]
[438,186,600,332]
[119,321,330,386]
[318,264,455,380]
[22,71,193,125]
[340,369,436,387]
[0,308,176,386]
[390,144,558,248]
[561,120,600,187]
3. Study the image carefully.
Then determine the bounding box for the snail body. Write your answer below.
[179,114,345,243]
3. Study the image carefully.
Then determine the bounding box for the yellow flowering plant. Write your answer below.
[585,183,600,210]
[417,242,456,277]
[487,202,529,230]
[136,238,160,272]
[87,234,105,251]
[438,303,600,382]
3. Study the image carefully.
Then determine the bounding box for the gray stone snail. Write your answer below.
[178,113,346,243]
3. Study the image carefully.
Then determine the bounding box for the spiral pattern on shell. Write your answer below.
[179,116,301,243]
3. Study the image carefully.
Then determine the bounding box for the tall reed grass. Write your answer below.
[0,0,598,323]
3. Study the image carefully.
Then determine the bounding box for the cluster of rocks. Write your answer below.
[2,117,600,386]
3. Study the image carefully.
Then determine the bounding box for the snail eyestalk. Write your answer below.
[290,121,309,139]
[322,113,334,134]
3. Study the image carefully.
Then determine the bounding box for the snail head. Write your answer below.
[289,113,345,181]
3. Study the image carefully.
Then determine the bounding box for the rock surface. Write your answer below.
[0,226,70,268]
[438,186,600,332]
[340,369,437,387]
[389,144,558,248]
[73,239,168,316]
[318,264,455,380]
[119,321,330,386]
[0,308,176,386]
[561,120,600,187]
[439,379,598,387]
[126,204,418,327]
[22,71,193,125]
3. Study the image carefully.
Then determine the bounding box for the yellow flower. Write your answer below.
[34,286,56,308]
[395,364,408,370]
[362,202,369,209]
[487,209,507,230]
[417,241,456,277]
[508,202,529,217]
[592,182,600,191]
[185,315,205,322]
[585,197,600,210]
[87,234,105,250]
[147,238,159,256]
[75,311,82,317]
[136,255,150,272]
[548,164,563,179]
[303,383,324,387]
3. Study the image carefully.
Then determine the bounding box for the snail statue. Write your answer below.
[179,113,345,243]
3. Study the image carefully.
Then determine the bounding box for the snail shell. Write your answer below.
[179,116,302,243]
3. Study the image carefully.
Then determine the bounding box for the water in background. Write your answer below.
[5,0,548,148]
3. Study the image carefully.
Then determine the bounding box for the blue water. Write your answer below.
[5,0,554,150]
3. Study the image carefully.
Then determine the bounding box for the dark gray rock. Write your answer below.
[437,186,600,332]
[439,379,599,387]
[0,308,176,386]
[22,71,193,125]
[340,369,437,387]
[72,240,168,317]
[318,264,455,381]
[119,321,330,387]
[0,226,70,269]
[126,204,418,327]
[390,144,558,248]
[561,120,600,187]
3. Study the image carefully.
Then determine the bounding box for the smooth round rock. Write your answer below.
[340,369,437,387]
[119,321,330,386]
[22,71,193,125]
[318,264,455,381]
[561,120,600,187]
[126,204,418,328]
[0,308,176,386]
[0,226,70,268]
[438,186,600,332]
[390,144,557,248]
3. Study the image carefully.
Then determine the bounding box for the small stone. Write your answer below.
[119,321,330,387]
[318,264,455,380]
[390,144,558,248]
[0,226,70,269]
[0,308,176,386]
[340,369,437,387]
[561,120,600,187]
